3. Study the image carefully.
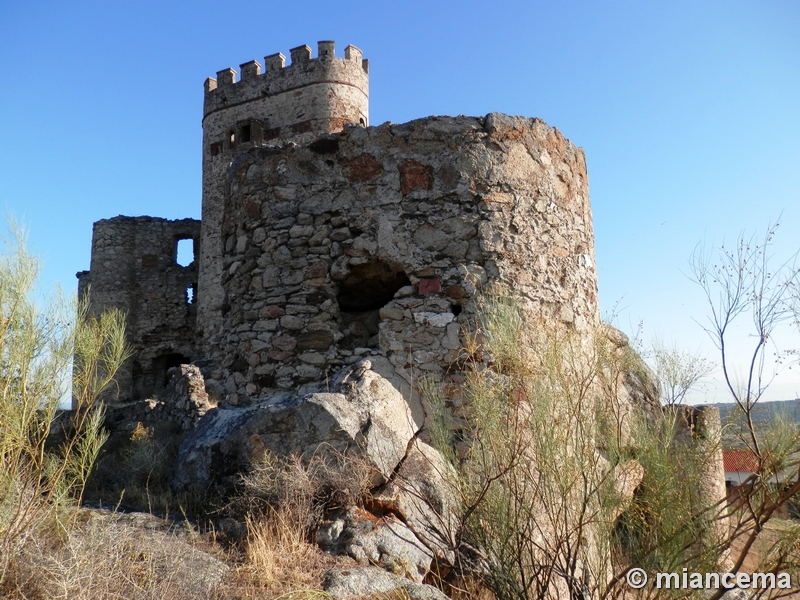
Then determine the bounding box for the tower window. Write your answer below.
[240,124,251,143]
[210,142,222,156]
[176,237,195,267]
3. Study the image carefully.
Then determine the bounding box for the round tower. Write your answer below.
[197,41,369,350]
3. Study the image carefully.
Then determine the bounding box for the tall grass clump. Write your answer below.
[612,410,727,599]
[425,290,620,598]
[0,225,130,588]
[233,449,374,592]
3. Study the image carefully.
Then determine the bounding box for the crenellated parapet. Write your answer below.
[202,41,369,127]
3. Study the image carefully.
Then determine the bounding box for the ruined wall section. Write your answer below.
[198,41,369,349]
[207,113,598,411]
[77,216,201,406]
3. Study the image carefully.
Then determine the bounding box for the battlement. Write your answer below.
[202,41,369,119]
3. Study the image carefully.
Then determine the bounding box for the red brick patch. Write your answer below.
[418,278,441,295]
[445,284,469,299]
[399,159,434,195]
[342,153,384,182]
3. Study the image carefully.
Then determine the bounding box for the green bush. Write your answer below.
[0,225,130,584]
[426,289,734,599]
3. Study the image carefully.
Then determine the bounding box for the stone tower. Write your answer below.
[197,42,370,350]
[79,41,599,421]
[203,112,599,416]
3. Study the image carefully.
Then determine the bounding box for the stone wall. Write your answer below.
[77,216,201,406]
[205,112,599,416]
[198,41,369,349]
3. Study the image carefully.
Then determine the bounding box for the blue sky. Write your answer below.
[1,1,798,402]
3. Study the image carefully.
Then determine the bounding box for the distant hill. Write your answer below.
[700,399,800,448]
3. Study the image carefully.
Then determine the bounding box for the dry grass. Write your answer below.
[223,508,347,599]
[245,509,326,587]
[217,450,376,598]
[1,434,378,599]
[0,510,227,600]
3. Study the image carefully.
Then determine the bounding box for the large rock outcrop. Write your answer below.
[323,566,448,600]
[317,507,434,582]
[172,360,419,494]
[372,438,460,566]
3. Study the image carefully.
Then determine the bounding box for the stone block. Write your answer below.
[296,330,334,350]
[378,306,404,320]
[280,315,304,330]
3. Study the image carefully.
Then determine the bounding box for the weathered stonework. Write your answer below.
[209,113,598,414]
[79,41,598,421]
[104,365,214,433]
[199,41,369,347]
[77,216,200,405]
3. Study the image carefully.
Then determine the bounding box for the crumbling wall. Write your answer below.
[77,216,201,406]
[204,113,599,413]
[103,365,214,433]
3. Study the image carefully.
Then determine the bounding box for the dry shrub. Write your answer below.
[233,449,375,592]
[1,510,226,600]
[245,508,325,587]
[84,421,191,515]
[237,449,375,530]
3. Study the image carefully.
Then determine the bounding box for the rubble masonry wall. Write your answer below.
[204,113,599,411]
[198,41,369,348]
[77,216,201,405]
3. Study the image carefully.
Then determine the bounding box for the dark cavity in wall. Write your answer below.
[336,260,410,350]
[240,124,251,143]
[308,137,339,154]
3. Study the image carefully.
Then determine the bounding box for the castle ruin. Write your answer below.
[78,41,599,417]
[73,43,736,595]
